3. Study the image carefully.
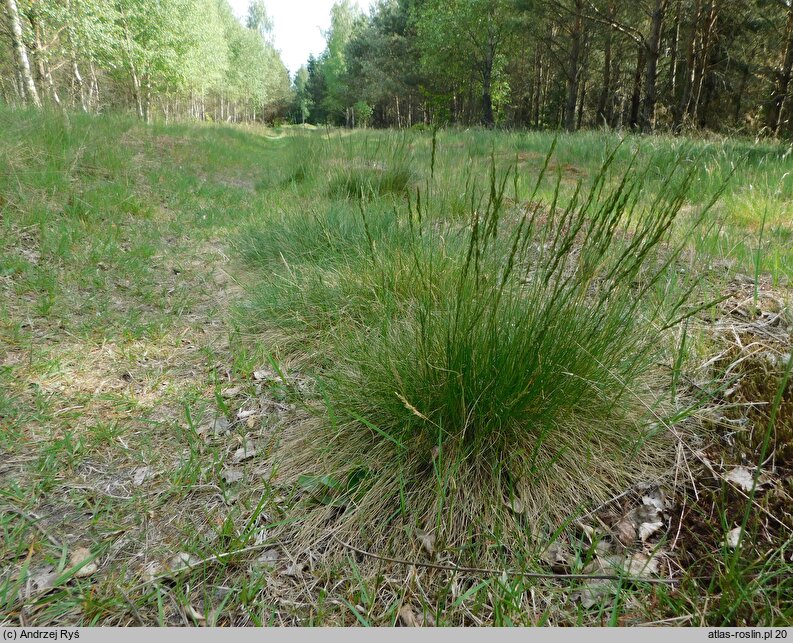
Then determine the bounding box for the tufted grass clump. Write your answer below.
[327,163,414,199]
[326,138,415,200]
[257,144,722,560]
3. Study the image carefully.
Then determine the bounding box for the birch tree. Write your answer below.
[4,0,40,106]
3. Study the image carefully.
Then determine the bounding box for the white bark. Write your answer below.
[66,0,87,111]
[4,0,41,107]
[88,59,99,109]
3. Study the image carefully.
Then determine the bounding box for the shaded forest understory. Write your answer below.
[1,109,791,625]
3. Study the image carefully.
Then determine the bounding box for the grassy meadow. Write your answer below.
[1,109,792,626]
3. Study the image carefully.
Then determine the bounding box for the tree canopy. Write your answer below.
[291,0,793,137]
[1,0,290,123]
[4,0,793,136]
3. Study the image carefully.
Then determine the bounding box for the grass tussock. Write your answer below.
[327,163,413,199]
[245,142,720,560]
[326,137,415,200]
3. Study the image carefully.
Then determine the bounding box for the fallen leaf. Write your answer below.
[69,547,98,578]
[622,552,660,577]
[231,440,256,463]
[132,466,152,486]
[634,504,661,523]
[398,604,420,627]
[639,520,664,542]
[594,539,612,557]
[573,580,614,609]
[257,548,280,566]
[724,526,743,549]
[236,409,257,420]
[212,416,231,435]
[724,466,754,491]
[169,552,200,572]
[613,504,664,542]
[221,468,243,484]
[642,489,665,513]
[586,554,624,575]
[578,523,597,542]
[724,466,769,493]
[416,530,435,557]
[540,541,570,571]
[20,566,58,599]
[282,561,305,577]
[221,386,241,399]
[142,561,162,582]
[504,496,525,514]
[614,517,636,545]
[253,368,276,381]
[575,550,662,608]
[186,604,206,624]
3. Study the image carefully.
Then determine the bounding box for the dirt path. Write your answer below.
[0,222,283,623]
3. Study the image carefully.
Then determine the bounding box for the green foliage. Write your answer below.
[245,0,274,43]
[353,101,374,127]
[112,0,199,104]
[416,0,513,124]
[291,65,313,123]
[321,0,364,121]
[282,0,793,135]
[0,0,291,122]
[224,14,290,117]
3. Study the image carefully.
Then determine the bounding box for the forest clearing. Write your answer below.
[0,109,791,626]
[2,0,793,630]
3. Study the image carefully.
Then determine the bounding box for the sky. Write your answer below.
[228,0,375,76]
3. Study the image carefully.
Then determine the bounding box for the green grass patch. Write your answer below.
[2,108,791,625]
[240,140,726,561]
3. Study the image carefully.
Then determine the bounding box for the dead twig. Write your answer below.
[333,536,677,585]
[131,541,274,591]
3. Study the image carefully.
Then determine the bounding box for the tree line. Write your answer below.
[293,0,793,136]
[1,0,291,122]
[4,0,793,137]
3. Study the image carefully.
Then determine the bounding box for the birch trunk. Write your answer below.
[66,0,87,111]
[4,0,41,107]
[29,12,60,107]
[88,59,99,109]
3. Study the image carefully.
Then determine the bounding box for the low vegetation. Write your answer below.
[1,109,792,626]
